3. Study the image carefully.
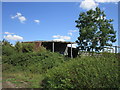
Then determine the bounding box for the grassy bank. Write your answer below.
[2,41,119,88]
[3,53,119,88]
[42,54,119,88]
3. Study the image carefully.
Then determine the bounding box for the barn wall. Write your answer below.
[42,42,67,54]
[68,47,78,58]
[34,42,42,50]
[22,41,78,58]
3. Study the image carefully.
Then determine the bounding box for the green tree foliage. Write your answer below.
[2,40,65,74]
[75,7,116,52]
[21,43,34,53]
[0,41,2,55]
[15,41,22,52]
[3,50,65,74]
[2,40,16,56]
[2,39,12,46]
[2,40,119,88]
[20,43,34,53]
[42,54,118,88]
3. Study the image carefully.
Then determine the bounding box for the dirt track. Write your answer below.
[2,77,19,88]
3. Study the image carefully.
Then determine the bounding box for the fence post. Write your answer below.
[115,46,117,54]
[52,42,54,52]
[71,43,73,58]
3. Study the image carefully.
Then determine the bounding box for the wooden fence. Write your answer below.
[79,46,120,57]
[102,46,120,53]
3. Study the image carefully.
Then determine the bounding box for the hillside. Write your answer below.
[2,41,119,88]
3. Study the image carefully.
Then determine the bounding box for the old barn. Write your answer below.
[22,40,78,58]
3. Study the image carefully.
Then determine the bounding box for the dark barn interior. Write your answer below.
[42,42,68,55]
[22,41,78,58]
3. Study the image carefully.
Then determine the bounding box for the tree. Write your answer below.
[2,40,16,56]
[2,39,12,46]
[21,43,34,53]
[75,7,116,52]
[15,41,22,53]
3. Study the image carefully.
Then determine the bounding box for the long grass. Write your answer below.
[2,51,119,88]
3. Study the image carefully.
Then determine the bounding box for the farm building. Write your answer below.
[22,40,78,58]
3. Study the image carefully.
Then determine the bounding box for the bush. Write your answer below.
[42,54,119,88]
[21,43,34,53]
[2,63,20,73]
[27,51,65,73]
[3,51,65,74]
[2,45,16,56]
[2,40,16,56]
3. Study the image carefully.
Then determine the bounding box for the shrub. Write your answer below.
[3,51,65,74]
[2,45,16,56]
[42,54,119,88]
[26,51,65,73]
[15,41,22,53]
[2,40,16,56]
[21,43,34,53]
[2,63,20,73]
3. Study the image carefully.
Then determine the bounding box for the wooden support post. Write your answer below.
[66,46,68,55]
[115,46,117,54]
[103,47,104,52]
[112,48,114,53]
[52,42,54,52]
[71,43,73,58]
[118,46,120,53]
[107,48,108,52]
[64,46,68,55]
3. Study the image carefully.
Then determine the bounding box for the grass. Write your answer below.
[2,41,119,88]
[3,72,44,88]
[41,53,119,88]
[2,53,119,88]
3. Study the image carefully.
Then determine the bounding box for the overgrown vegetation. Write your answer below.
[2,40,66,88]
[2,40,65,74]
[42,54,119,88]
[2,40,119,88]
[2,7,119,89]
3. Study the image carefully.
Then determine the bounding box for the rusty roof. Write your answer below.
[22,40,76,44]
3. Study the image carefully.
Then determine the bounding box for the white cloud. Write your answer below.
[68,32,73,36]
[11,12,26,23]
[4,34,23,41]
[95,0,120,3]
[34,20,40,24]
[69,30,78,32]
[52,35,61,38]
[4,32,14,35]
[52,35,71,41]
[16,13,22,16]
[11,16,15,19]
[53,39,65,41]
[102,7,106,11]
[18,16,26,23]
[68,30,78,36]
[80,0,120,10]
[80,0,98,10]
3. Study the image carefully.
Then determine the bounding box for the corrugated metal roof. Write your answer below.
[22,40,76,44]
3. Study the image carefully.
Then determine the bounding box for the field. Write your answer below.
[2,42,120,88]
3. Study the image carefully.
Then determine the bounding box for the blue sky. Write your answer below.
[2,1,119,46]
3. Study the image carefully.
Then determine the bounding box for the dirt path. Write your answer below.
[2,77,19,88]
[3,81,18,88]
[2,77,28,88]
